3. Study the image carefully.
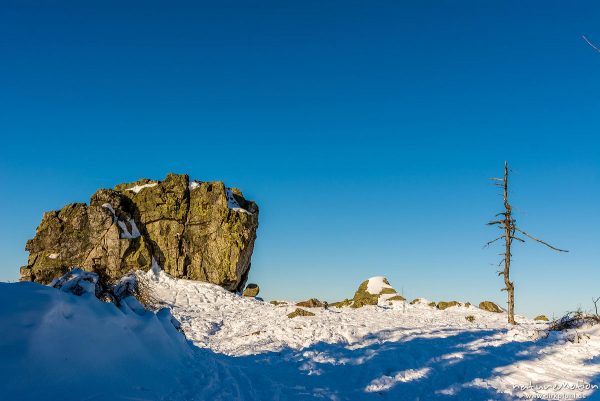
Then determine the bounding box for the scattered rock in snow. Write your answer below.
[269,300,287,306]
[437,301,461,310]
[330,298,353,308]
[296,298,324,308]
[534,315,549,321]
[287,308,315,318]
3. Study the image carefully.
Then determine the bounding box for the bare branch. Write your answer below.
[583,35,600,53]
[484,236,505,248]
[514,227,569,252]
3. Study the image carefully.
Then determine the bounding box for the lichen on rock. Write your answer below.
[20,173,259,292]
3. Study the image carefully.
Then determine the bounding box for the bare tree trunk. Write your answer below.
[502,162,516,325]
[486,161,567,325]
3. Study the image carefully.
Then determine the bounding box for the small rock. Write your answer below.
[243,283,260,297]
[287,308,315,319]
[269,300,287,306]
[465,315,475,322]
[296,298,324,308]
[534,315,549,321]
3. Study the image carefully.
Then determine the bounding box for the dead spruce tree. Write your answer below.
[486,162,568,324]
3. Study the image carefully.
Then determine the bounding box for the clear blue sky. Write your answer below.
[1,1,598,318]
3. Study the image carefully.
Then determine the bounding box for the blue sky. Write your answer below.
[0,1,598,318]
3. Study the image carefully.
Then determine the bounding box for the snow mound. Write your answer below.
[366,276,393,295]
[0,281,192,400]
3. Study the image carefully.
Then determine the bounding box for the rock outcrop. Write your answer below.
[20,173,259,292]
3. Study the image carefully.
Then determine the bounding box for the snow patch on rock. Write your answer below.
[126,182,158,193]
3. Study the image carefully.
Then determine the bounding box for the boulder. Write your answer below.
[479,301,503,313]
[437,301,460,310]
[243,283,260,297]
[534,315,549,322]
[351,276,403,308]
[20,174,259,292]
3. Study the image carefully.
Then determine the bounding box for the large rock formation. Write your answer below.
[20,173,259,292]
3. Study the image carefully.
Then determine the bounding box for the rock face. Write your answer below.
[20,174,259,292]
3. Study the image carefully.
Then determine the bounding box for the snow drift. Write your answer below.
[0,280,192,401]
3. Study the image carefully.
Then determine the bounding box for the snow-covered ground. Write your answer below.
[2,271,600,400]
